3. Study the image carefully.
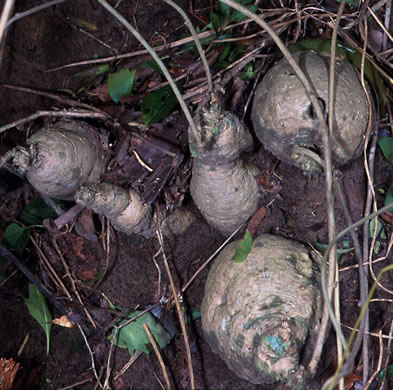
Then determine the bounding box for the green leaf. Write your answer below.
[19,197,58,226]
[387,364,393,378]
[81,270,104,286]
[108,68,136,103]
[218,2,231,26]
[25,283,52,354]
[385,182,393,212]
[74,63,111,78]
[378,137,393,164]
[239,63,256,80]
[231,5,258,22]
[2,223,31,250]
[315,242,354,261]
[210,11,225,31]
[139,59,164,75]
[232,230,254,263]
[369,217,384,238]
[110,310,171,355]
[215,44,232,69]
[142,83,182,125]
[379,364,393,379]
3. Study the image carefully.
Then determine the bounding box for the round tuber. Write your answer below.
[251,51,372,174]
[201,234,321,388]
[11,120,107,199]
[189,104,260,235]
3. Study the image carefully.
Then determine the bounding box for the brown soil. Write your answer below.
[1,1,393,390]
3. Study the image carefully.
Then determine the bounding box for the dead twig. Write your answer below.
[143,323,172,390]
[0,83,111,116]
[5,0,66,30]
[162,0,212,93]
[76,323,102,389]
[51,238,97,329]
[379,319,393,389]
[0,110,107,134]
[155,221,195,390]
[0,0,15,44]
[96,0,200,148]
[180,224,243,295]
[364,330,383,390]
[0,244,71,317]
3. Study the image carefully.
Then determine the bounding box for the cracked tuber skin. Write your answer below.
[11,121,107,200]
[189,103,260,235]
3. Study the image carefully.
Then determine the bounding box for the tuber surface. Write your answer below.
[251,51,373,174]
[201,234,321,388]
[189,103,260,235]
[11,120,107,200]
[76,182,194,237]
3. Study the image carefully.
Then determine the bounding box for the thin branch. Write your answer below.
[0,110,108,134]
[96,0,201,148]
[0,0,15,44]
[319,203,393,388]
[143,323,172,390]
[162,0,212,93]
[5,0,66,29]
[0,244,70,317]
[327,4,346,389]
[156,225,195,390]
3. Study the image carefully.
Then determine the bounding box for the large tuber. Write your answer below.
[189,104,260,235]
[201,234,321,388]
[251,51,372,174]
[11,120,106,200]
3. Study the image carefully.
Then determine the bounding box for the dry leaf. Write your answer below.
[0,358,20,390]
[52,315,74,328]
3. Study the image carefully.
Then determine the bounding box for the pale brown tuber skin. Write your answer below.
[201,234,321,388]
[189,103,260,235]
[75,182,153,235]
[2,119,192,237]
[75,182,194,237]
[251,51,372,175]
[11,121,107,200]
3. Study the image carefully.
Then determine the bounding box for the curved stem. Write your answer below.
[162,0,213,93]
[96,0,201,147]
[328,3,346,389]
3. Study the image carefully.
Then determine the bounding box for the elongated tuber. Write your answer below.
[189,103,260,235]
[75,182,153,235]
[10,120,107,199]
[75,182,194,237]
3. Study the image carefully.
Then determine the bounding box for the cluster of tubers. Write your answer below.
[195,51,372,387]
[7,120,190,237]
[1,48,373,388]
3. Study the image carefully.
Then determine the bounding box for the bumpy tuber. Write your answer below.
[201,234,321,388]
[189,103,260,235]
[75,182,194,237]
[10,120,107,199]
[251,51,372,174]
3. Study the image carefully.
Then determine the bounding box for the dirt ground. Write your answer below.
[1,0,393,389]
